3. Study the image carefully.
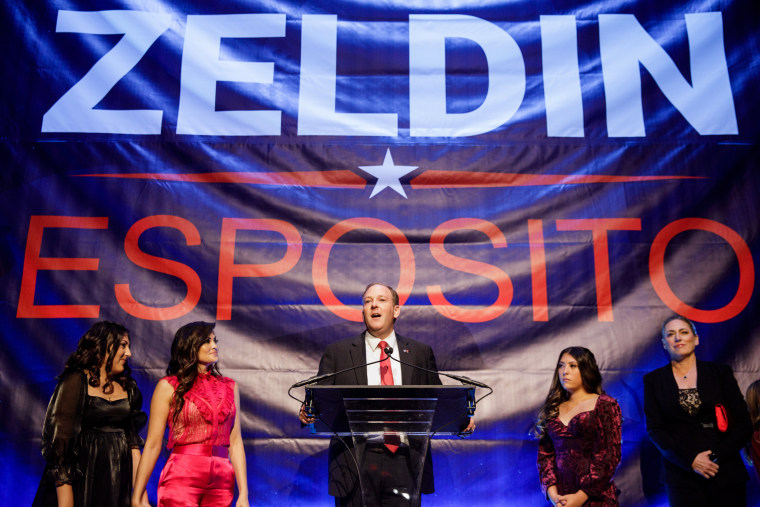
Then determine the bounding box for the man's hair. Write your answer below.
[362,283,399,306]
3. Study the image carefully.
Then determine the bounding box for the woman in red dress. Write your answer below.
[132,322,249,507]
[535,346,622,506]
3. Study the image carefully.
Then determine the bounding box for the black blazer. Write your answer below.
[317,332,442,497]
[643,360,751,488]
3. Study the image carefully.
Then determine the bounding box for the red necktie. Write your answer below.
[379,340,394,386]
[378,340,399,452]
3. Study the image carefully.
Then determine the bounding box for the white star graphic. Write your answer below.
[359,149,418,198]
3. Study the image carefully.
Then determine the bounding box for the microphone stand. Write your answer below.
[383,345,492,391]
[382,346,493,436]
[288,356,394,504]
[287,356,390,409]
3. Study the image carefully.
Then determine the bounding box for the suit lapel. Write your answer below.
[695,361,714,418]
[660,365,685,418]
[349,334,368,385]
[397,334,414,385]
[662,365,678,399]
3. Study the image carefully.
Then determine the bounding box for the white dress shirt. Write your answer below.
[364,330,402,385]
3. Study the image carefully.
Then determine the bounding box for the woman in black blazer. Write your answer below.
[643,315,752,506]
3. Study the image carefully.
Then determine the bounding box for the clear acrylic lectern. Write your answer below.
[304,385,475,506]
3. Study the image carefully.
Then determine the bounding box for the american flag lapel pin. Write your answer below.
[403,348,410,354]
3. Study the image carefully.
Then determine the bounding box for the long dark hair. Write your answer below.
[167,321,220,424]
[534,346,603,439]
[61,321,131,395]
[745,379,760,465]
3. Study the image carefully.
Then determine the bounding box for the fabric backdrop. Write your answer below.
[1,0,758,505]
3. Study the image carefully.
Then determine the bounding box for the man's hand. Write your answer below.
[692,450,719,479]
[460,418,476,435]
[299,404,315,425]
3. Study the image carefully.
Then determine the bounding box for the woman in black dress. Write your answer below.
[643,315,752,506]
[32,321,147,507]
[535,346,622,506]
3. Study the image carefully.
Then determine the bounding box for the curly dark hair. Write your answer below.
[533,346,603,439]
[61,321,131,395]
[166,321,220,424]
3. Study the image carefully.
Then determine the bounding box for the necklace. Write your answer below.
[673,362,695,381]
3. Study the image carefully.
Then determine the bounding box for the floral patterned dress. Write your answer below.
[164,373,236,449]
[537,394,622,505]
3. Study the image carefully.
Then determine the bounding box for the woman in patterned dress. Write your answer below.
[132,322,249,507]
[535,346,622,506]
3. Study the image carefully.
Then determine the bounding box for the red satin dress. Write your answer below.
[158,374,236,507]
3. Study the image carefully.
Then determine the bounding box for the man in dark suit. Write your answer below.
[300,283,470,506]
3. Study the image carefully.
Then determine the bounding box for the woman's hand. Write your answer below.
[546,485,566,506]
[692,450,719,479]
[556,490,588,507]
[131,380,173,507]
[55,484,75,507]
[130,490,151,507]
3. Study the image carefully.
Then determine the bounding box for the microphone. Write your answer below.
[290,355,391,388]
[384,345,491,389]
[290,351,395,427]
[290,372,338,388]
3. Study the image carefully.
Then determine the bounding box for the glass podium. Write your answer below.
[304,385,475,506]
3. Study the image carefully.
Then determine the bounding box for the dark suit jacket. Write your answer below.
[317,332,442,497]
[643,360,751,488]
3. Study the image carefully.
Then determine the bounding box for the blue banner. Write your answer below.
[1,0,759,504]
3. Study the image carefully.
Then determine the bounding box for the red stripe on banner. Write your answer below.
[410,171,706,188]
[75,170,368,189]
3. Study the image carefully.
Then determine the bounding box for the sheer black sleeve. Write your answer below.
[40,372,86,486]
[126,380,147,449]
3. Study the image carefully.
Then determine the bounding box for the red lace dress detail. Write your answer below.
[163,374,236,449]
[537,394,622,506]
